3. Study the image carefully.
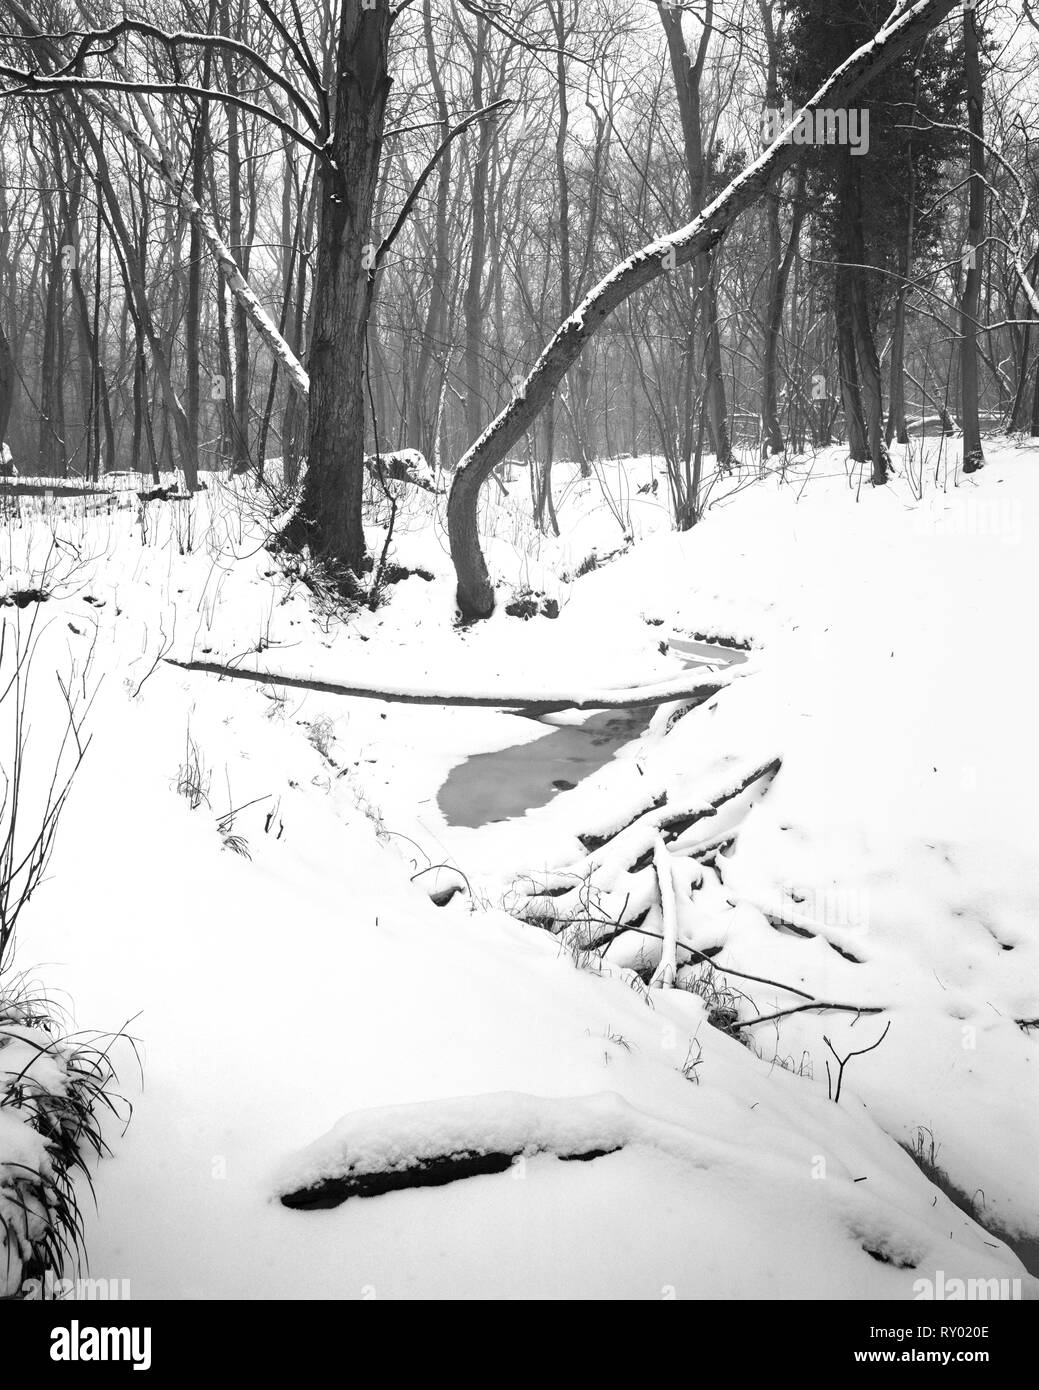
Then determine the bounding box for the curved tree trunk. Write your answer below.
[447,0,961,617]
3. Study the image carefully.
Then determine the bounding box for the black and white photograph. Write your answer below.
[0,0,1035,1344]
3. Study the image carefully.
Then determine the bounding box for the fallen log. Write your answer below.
[137,485,191,503]
[165,656,736,715]
[273,1092,681,1211]
[281,1142,619,1209]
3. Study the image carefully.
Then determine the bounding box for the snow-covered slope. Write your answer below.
[4,443,1037,1298]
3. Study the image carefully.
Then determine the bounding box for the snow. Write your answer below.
[2,439,1037,1299]
[371,447,436,489]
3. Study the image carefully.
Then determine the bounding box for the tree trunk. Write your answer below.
[73,105,197,487]
[886,68,920,446]
[702,260,732,469]
[0,321,14,449]
[407,0,452,458]
[960,3,985,473]
[283,176,316,487]
[292,0,392,579]
[844,152,890,483]
[185,84,210,484]
[38,215,67,478]
[5,0,310,403]
[887,236,911,446]
[835,266,868,463]
[222,3,252,475]
[659,1,732,471]
[762,169,805,459]
[447,0,962,616]
[462,19,493,446]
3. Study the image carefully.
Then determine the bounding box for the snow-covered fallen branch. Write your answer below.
[649,834,678,988]
[165,656,741,715]
[272,1090,704,1208]
[521,757,781,917]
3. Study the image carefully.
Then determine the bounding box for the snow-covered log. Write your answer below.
[166,656,740,716]
[274,1091,680,1208]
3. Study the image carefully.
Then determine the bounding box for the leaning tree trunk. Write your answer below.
[960,2,986,474]
[447,0,961,617]
[291,0,392,579]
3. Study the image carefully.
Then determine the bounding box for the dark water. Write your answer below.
[437,639,747,828]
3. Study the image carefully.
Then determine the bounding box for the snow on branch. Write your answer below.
[165,655,743,716]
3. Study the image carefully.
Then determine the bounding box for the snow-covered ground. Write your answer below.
[2,439,1037,1299]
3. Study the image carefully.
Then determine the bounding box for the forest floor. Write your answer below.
[2,436,1037,1299]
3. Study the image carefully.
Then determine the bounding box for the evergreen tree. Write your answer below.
[782,1,963,475]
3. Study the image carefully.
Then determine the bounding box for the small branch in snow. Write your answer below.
[730,1002,886,1032]
[824,1021,892,1105]
[582,921,816,1002]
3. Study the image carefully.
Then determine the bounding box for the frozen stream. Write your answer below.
[436,638,747,828]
